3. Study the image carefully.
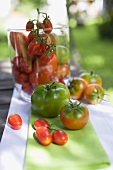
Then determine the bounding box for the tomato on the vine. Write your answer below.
[35,126,52,146]
[60,101,89,130]
[84,84,104,104]
[8,113,22,130]
[52,130,68,145]
[26,20,34,31]
[27,40,45,59]
[80,71,102,86]
[34,118,50,129]
[43,18,53,34]
[68,77,87,100]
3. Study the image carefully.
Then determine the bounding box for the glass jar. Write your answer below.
[7,25,70,102]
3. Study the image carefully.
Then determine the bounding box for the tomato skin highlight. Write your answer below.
[60,101,89,130]
[84,84,104,104]
[35,126,52,146]
[34,118,50,129]
[52,130,68,145]
[8,114,22,130]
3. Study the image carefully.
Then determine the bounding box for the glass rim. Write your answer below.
[7,25,69,32]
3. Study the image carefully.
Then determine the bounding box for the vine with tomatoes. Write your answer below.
[10,8,70,95]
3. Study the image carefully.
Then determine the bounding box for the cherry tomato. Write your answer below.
[43,18,53,34]
[80,71,102,86]
[52,130,68,145]
[35,126,52,146]
[34,118,50,129]
[60,101,89,130]
[27,31,36,44]
[10,32,28,57]
[19,57,32,73]
[26,20,34,31]
[68,77,87,100]
[12,65,22,84]
[8,113,22,130]
[56,64,70,80]
[84,84,104,104]
[27,40,45,59]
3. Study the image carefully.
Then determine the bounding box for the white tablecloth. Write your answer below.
[0,88,113,170]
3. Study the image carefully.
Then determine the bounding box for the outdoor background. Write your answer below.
[0,0,113,105]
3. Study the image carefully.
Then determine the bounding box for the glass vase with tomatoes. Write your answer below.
[7,8,70,102]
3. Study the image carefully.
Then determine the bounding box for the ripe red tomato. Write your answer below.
[68,77,87,100]
[27,31,36,44]
[20,73,29,83]
[34,118,50,129]
[35,126,52,146]
[43,18,53,33]
[10,32,28,57]
[80,71,102,86]
[27,40,45,59]
[84,84,104,104]
[60,101,89,130]
[8,113,22,130]
[52,130,68,145]
[26,20,34,31]
[22,82,33,95]
[38,54,58,84]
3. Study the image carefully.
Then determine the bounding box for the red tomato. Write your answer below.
[57,64,70,80]
[52,130,68,145]
[34,118,50,129]
[8,113,22,130]
[27,41,45,59]
[60,101,89,130]
[10,32,28,57]
[27,31,36,44]
[29,60,39,87]
[68,77,87,100]
[35,126,52,146]
[38,54,58,84]
[12,66,22,84]
[84,84,104,104]
[43,18,53,33]
[19,57,32,73]
[26,20,34,31]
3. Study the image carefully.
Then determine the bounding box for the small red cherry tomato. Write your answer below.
[8,113,22,130]
[43,18,53,34]
[52,130,68,145]
[35,126,52,146]
[34,118,50,129]
[26,20,34,31]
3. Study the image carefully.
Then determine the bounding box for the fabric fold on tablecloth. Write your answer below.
[24,112,110,170]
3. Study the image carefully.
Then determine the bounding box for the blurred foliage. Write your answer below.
[97,10,113,40]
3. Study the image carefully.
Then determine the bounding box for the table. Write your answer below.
[0,59,113,170]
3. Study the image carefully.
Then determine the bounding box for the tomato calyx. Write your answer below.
[45,81,56,90]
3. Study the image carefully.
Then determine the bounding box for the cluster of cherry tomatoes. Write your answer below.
[34,118,68,146]
[68,71,105,105]
[10,8,69,95]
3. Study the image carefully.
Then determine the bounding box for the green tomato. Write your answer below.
[31,81,70,118]
[56,45,69,64]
